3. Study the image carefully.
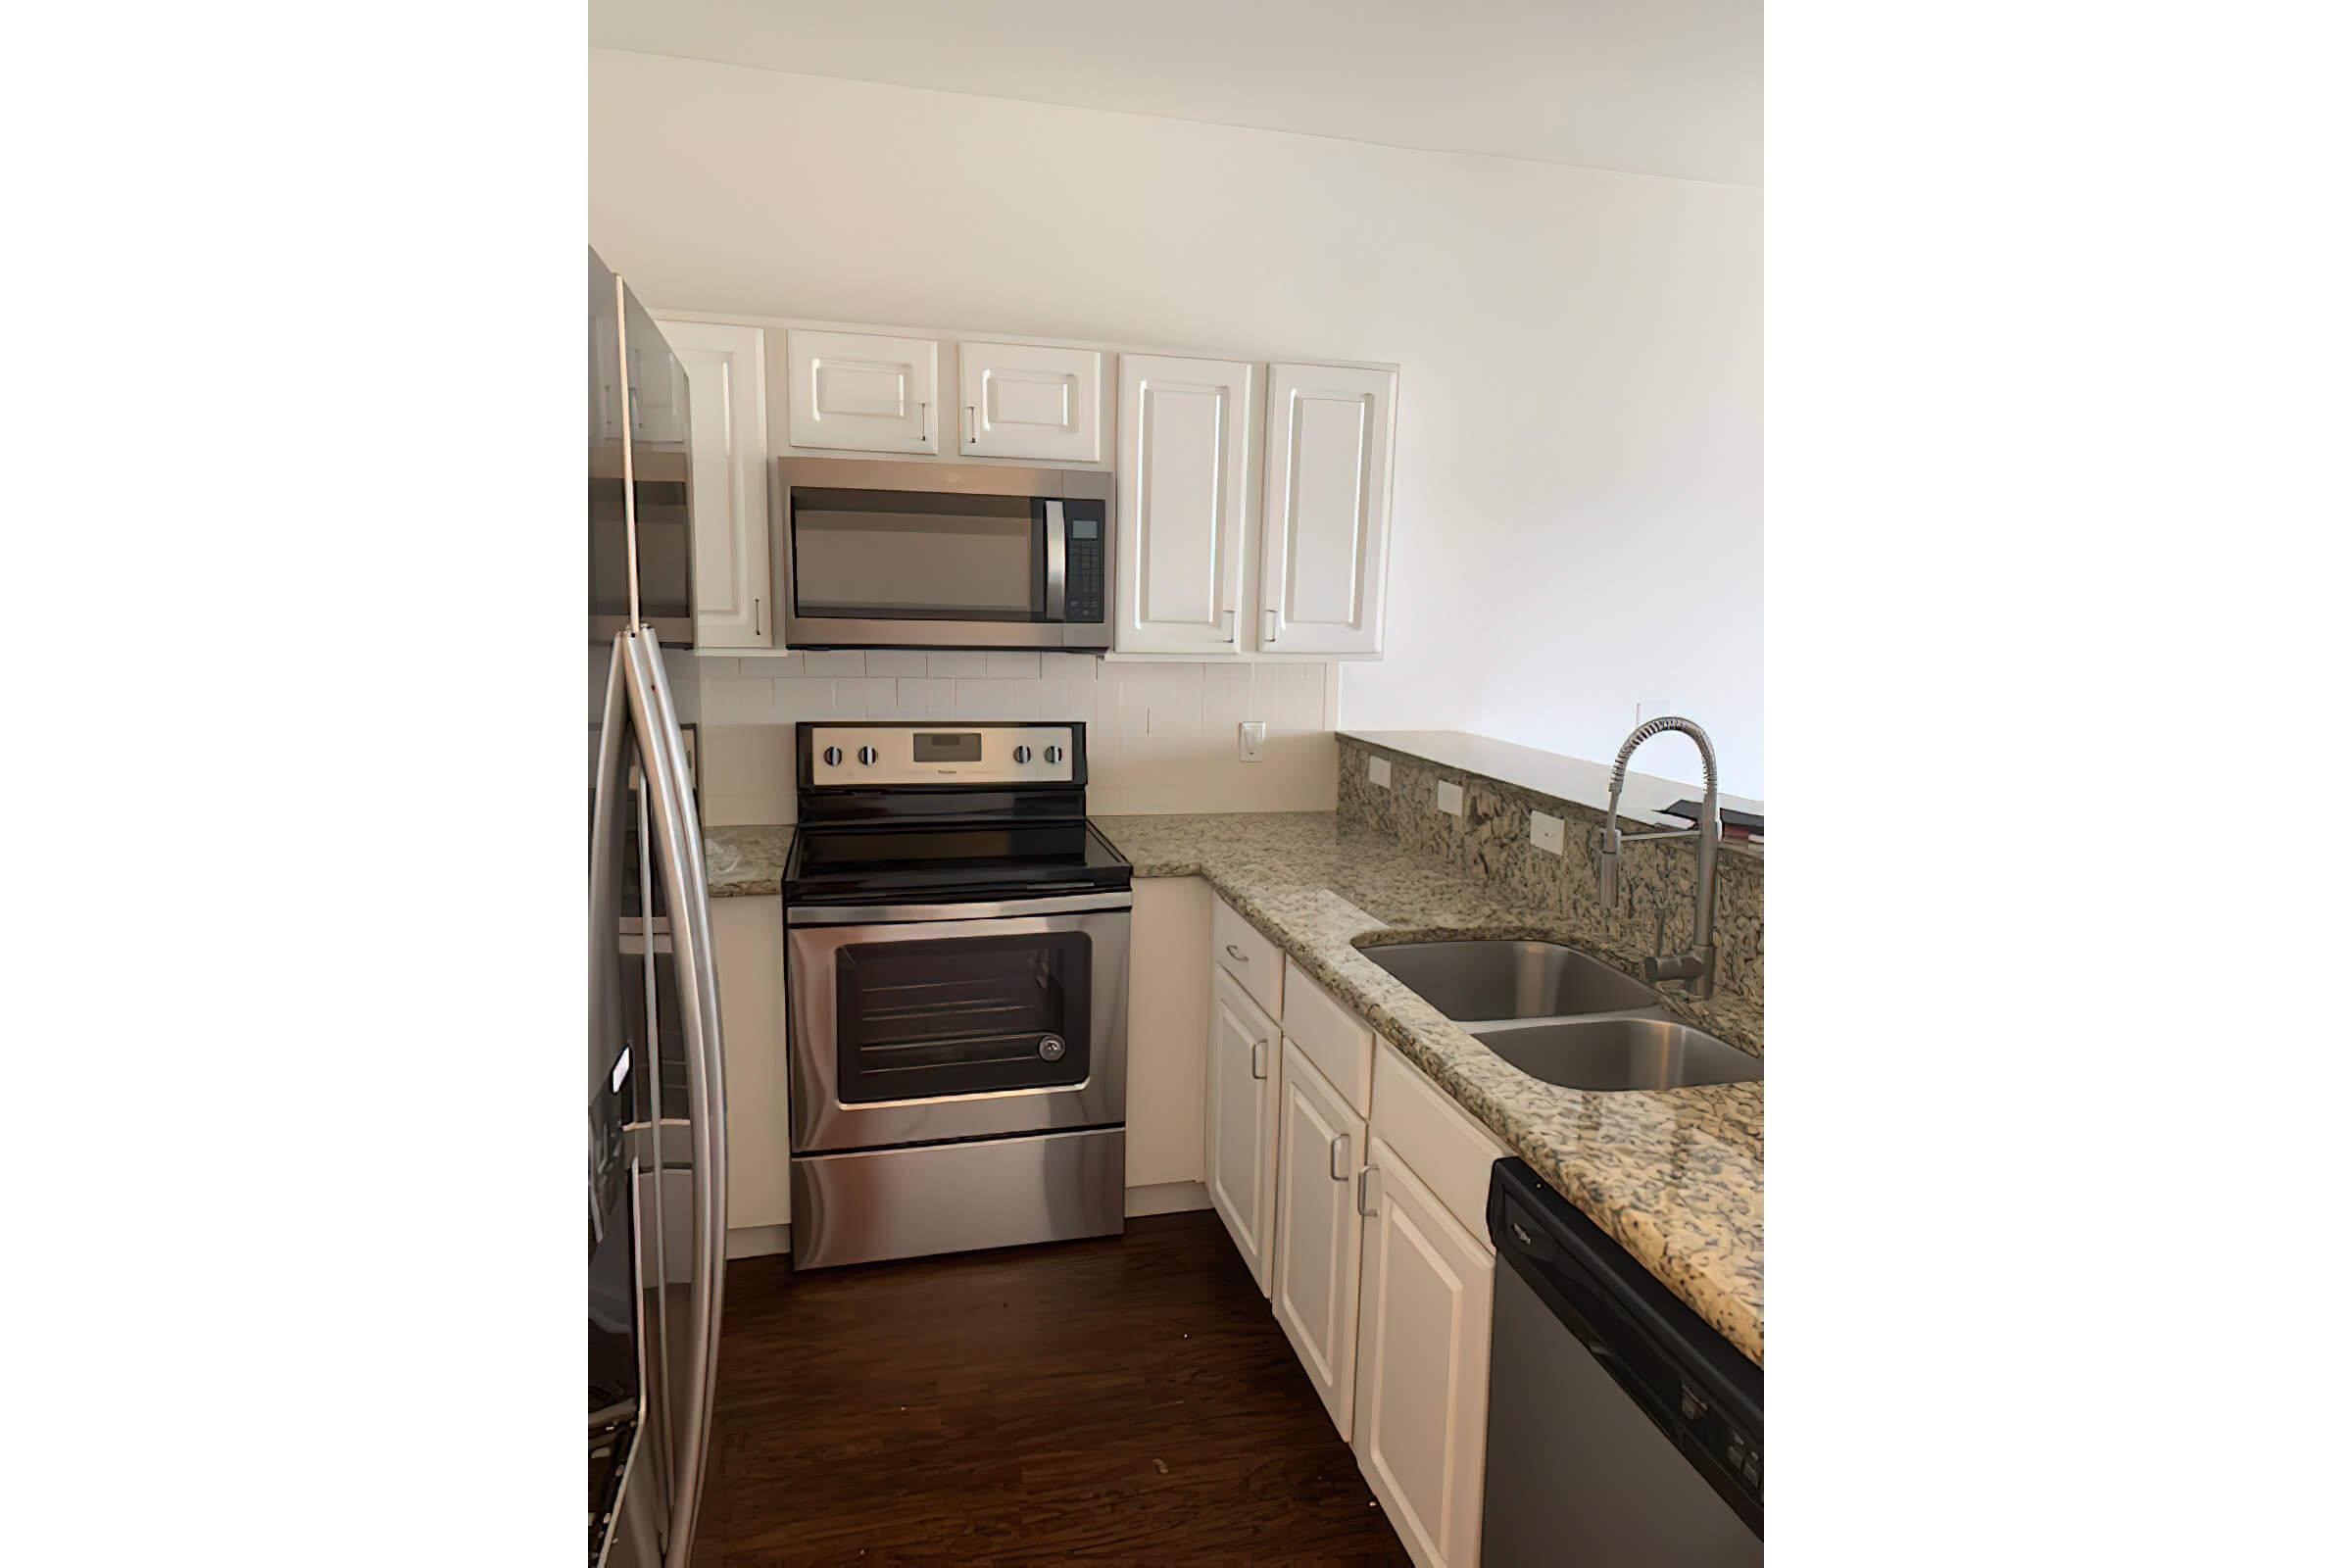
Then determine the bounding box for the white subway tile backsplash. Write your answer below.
[694,659,1335,820]
[894,678,956,716]
[954,679,1042,718]
[836,677,897,717]
[771,679,839,722]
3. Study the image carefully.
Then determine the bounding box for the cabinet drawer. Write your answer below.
[1212,895,1283,1018]
[1282,957,1373,1118]
[1371,1041,1511,1249]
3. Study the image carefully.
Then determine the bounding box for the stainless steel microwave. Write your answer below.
[777,458,1113,651]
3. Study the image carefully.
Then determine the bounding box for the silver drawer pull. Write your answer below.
[1250,1038,1268,1080]
[1328,1133,1350,1182]
[1224,944,1249,962]
[1357,1165,1382,1216]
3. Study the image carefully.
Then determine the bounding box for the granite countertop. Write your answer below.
[703,811,1763,1365]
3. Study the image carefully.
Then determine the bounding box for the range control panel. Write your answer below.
[806,724,1078,788]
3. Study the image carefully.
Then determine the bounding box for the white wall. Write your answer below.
[590,48,1762,798]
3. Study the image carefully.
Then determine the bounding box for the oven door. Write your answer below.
[786,892,1130,1153]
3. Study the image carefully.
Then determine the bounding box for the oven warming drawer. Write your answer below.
[790,1127,1125,1269]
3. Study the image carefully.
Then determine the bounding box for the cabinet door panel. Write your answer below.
[1115,354,1252,654]
[958,341,1102,462]
[1206,968,1278,1295]
[1260,363,1396,655]
[657,319,773,650]
[787,329,940,454]
[1353,1138,1494,1568]
[1272,1039,1366,1438]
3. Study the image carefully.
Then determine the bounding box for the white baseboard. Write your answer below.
[1124,1180,1211,1218]
[724,1223,791,1260]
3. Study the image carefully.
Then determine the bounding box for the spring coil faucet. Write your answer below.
[1596,716,1720,1001]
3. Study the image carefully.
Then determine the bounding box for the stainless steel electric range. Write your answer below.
[782,721,1132,1269]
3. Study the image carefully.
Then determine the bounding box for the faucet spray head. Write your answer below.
[1597,825,1621,906]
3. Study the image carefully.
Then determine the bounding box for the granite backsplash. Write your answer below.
[1336,735,1764,1014]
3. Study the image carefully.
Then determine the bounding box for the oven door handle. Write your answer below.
[1044,499,1068,620]
[788,890,1131,925]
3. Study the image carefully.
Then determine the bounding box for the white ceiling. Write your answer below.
[587,0,1761,186]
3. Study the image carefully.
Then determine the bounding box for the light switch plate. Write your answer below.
[1369,757,1392,788]
[1437,780,1464,816]
[1238,720,1267,761]
[1530,810,1565,855]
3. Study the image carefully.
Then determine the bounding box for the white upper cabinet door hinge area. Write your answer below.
[1259,363,1396,657]
[1115,354,1253,655]
[958,342,1102,462]
[658,319,774,650]
[786,328,941,454]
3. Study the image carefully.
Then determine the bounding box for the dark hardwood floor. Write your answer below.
[693,1210,1410,1566]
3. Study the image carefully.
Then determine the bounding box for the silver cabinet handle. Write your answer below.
[1220,608,1236,643]
[1358,1164,1382,1216]
[754,595,763,637]
[1224,943,1248,962]
[1262,609,1279,645]
[918,401,930,444]
[1328,1132,1351,1182]
[1250,1038,1268,1080]
[964,404,977,447]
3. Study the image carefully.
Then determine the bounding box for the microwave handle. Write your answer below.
[1044,500,1068,620]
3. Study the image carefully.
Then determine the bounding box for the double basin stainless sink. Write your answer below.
[1360,940,1761,1092]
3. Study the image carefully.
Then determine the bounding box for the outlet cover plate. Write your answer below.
[1369,756,1392,788]
[1530,810,1565,855]
[1437,780,1464,816]
[1238,720,1267,761]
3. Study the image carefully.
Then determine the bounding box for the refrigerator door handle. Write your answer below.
[619,627,728,1568]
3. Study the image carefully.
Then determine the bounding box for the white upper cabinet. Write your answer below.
[1115,354,1253,655]
[786,328,941,454]
[1259,363,1396,656]
[1352,1137,1496,1568]
[658,319,774,650]
[1272,1038,1367,1440]
[958,341,1102,462]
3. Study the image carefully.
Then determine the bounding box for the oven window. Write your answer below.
[792,489,1042,620]
[833,931,1091,1102]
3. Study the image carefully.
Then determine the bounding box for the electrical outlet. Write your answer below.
[1369,756,1392,788]
[1437,780,1464,816]
[1238,720,1267,761]
[1530,810,1565,855]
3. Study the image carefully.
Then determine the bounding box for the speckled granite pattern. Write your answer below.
[704,824,793,898]
[1339,736,1764,1009]
[1097,811,1763,1366]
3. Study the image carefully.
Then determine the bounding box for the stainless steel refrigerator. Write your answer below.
[588,248,728,1568]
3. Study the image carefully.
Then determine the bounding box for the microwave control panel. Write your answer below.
[1065,508,1105,623]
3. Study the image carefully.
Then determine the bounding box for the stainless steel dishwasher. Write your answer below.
[1483,1159,1763,1565]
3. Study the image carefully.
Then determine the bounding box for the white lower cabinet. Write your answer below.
[1271,1039,1367,1438]
[1353,1135,1496,1568]
[1205,967,1281,1295]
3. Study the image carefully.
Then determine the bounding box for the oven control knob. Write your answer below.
[1012,745,1033,763]
[1038,1035,1067,1062]
[858,746,879,765]
[1044,744,1064,764]
[822,746,844,766]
